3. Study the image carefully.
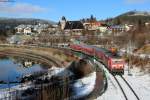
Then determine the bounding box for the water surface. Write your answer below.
[0,57,46,83]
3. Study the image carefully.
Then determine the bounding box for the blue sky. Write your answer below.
[0,0,150,21]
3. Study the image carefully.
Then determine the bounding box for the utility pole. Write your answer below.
[128,40,132,76]
[93,48,96,64]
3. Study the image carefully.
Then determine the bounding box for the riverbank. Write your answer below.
[0,46,76,67]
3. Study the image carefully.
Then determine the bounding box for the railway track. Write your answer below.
[113,75,140,100]
[0,44,63,66]
[55,46,141,100]
[0,50,61,67]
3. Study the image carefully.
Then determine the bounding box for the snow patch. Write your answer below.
[72,71,96,99]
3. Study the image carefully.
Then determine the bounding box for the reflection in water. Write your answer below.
[0,56,47,84]
[0,57,101,100]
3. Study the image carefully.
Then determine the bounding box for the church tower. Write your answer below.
[60,16,67,30]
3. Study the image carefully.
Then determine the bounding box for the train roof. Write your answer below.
[72,44,121,58]
[80,44,94,49]
[83,45,121,58]
[95,46,120,58]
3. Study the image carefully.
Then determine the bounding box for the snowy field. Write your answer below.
[96,62,150,100]
[123,65,150,100]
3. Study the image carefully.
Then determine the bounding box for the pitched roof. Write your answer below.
[64,21,84,30]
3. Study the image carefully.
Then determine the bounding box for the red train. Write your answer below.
[69,44,124,74]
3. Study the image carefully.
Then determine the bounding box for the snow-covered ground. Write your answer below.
[0,65,97,99]
[120,48,150,59]
[123,65,150,100]
[72,71,96,99]
[95,61,125,100]
[96,61,150,100]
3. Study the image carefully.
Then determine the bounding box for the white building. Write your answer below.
[24,27,32,35]
[15,25,25,34]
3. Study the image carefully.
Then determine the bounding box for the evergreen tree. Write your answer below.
[116,18,121,25]
[137,19,144,32]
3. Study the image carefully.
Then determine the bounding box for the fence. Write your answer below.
[0,77,72,100]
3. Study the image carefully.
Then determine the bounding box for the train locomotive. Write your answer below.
[69,44,124,74]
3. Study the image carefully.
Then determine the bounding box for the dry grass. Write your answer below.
[0,46,76,67]
[137,44,150,54]
[128,55,150,72]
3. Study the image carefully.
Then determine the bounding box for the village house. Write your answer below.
[33,24,53,34]
[108,24,134,35]
[96,23,109,33]
[16,27,23,33]
[48,26,57,32]
[82,21,109,36]
[83,21,102,31]
[81,15,109,34]
[15,25,33,35]
[60,17,84,35]
[15,23,53,35]
[15,25,26,34]
[109,25,126,35]
[64,21,84,35]
[24,27,32,35]
[145,22,150,28]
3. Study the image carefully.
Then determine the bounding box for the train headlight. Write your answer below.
[119,65,123,69]
[112,65,117,68]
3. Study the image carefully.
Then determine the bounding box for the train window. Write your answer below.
[113,61,120,63]
[112,60,123,64]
